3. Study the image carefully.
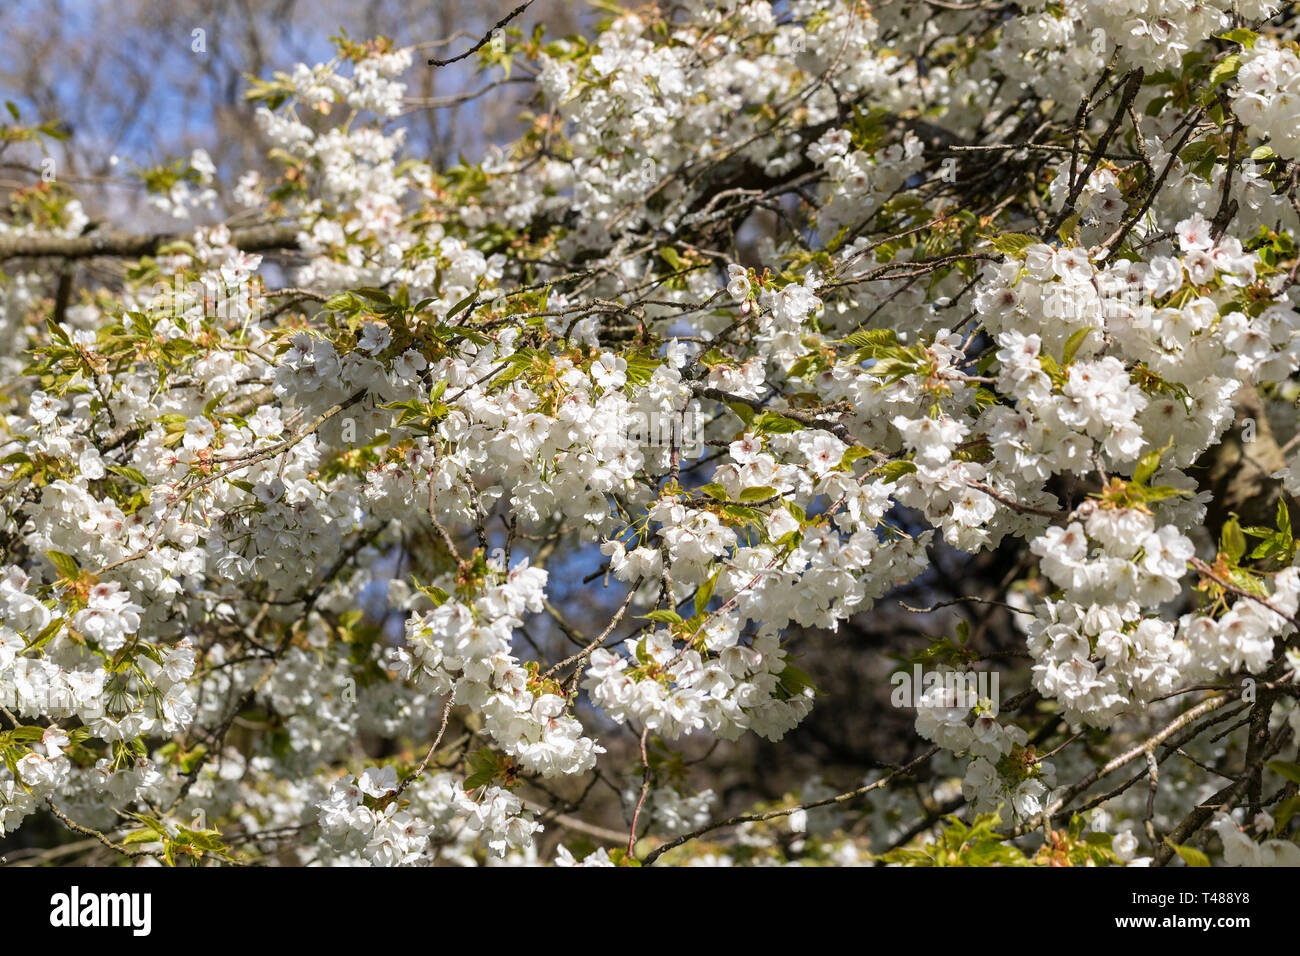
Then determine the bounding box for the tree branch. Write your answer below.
[0,223,300,262]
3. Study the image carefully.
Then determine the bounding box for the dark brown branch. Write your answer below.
[0,223,300,262]
[427,1,534,67]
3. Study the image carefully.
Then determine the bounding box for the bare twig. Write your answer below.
[428,1,535,67]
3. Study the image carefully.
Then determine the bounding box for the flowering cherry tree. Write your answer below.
[3,0,1300,867]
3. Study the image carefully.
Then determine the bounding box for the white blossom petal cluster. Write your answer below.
[4,0,1300,868]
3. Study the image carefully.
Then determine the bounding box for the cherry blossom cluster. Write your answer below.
[3,0,1300,868]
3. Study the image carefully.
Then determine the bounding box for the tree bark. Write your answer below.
[0,223,299,262]
[1198,384,1289,533]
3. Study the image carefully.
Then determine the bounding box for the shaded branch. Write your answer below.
[0,223,300,262]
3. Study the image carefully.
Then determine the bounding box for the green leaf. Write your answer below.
[1144,95,1172,117]
[1273,795,1300,834]
[843,327,898,351]
[446,281,483,320]
[1220,515,1246,563]
[726,401,754,427]
[982,233,1037,257]
[694,569,719,616]
[45,550,80,580]
[1208,54,1241,90]
[26,617,64,652]
[876,460,916,484]
[753,411,799,434]
[107,465,148,485]
[840,445,874,468]
[47,319,72,345]
[1139,484,1193,504]
[777,663,819,699]
[1165,840,1210,867]
[175,825,230,854]
[659,247,685,271]
[1132,436,1173,487]
[1217,28,1258,49]
[1058,213,1080,244]
[463,749,502,790]
[1133,452,1159,487]
[122,809,167,835]
[738,486,778,502]
[639,609,683,625]
[1061,327,1090,365]
[1266,760,1300,785]
[623,354,662,386]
